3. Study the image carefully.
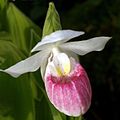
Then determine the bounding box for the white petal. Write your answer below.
[31,30,84,52]
[40,54,50,78]
[0,50,50,78]
[60,37,111,55]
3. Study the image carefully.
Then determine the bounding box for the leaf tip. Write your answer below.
[49,2,55,8]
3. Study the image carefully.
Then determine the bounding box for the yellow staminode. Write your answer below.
[63,61,71,75]
[56,61,71,76]
[56,66,63,76]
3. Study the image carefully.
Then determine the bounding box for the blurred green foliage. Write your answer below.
[0,0,120,120]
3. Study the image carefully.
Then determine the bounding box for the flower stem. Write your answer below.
[67,115,84,120]
[74,116,84,120]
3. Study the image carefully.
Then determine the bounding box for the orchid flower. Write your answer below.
[0,29,111,116]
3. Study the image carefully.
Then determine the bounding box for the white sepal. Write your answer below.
[0,50,50,78]
[31,30,84,52]
[60,37,111,55]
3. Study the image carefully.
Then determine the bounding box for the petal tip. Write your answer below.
[31,47,38,53]
[107,36,112,40]
[31,48,34,53]
[31,46,37,53]
[0,69,3,72]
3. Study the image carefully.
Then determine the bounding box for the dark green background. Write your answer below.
[6,0,120,120]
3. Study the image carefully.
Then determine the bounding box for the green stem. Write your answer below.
[74,115,84,120]
[67,115,84,120]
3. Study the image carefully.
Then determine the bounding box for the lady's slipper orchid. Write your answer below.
[0,30,111,116]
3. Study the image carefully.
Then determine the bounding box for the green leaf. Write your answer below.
[29,29,41,55]
[0,40,35,120]
[0,0,8,31]
[0,31,11,41]
[6,3,42,54]
[0,0,7,9]
[42,2,62,37]
[28,74,53,120]
[35,95,53,120]
[49,104,66,120]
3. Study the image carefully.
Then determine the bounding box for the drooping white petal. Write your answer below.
[31,30,84,52]
[60,37,111,55]
[0,50,50,78]
[40,53,50,78]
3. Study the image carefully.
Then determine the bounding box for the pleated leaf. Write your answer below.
[6,3,42,54]
[0,36,35,120]
[0,0,8,30]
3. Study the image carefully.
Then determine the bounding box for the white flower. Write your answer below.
[0,30,111,116]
